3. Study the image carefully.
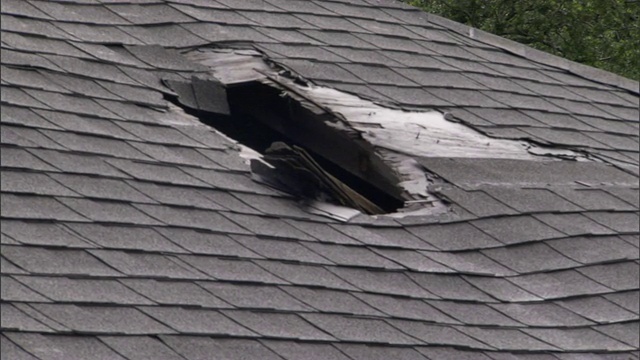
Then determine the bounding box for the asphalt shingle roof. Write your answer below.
[1,0,639,359]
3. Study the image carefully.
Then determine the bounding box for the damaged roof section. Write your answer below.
[169,47,597,219]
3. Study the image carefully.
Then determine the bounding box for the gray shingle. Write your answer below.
[0,276,50,302]
[0,334,40,360]
[54,23,143,44]
[2,220,94,248]
[34,110,138,140]
[181,255,285,284]
[424,251,515,276]
[127,181,225,210]
[521,110,595,130]
[284,220,359,244]
[387,319,490,349]
[338,63,417,86]
[255,261,357,290]
[370,227,438,249]
[155,227,259,257]
[303,242,400,268]
[231,193,315,219]
[372,84,453,106]
[584,212,640,233]
[278,58,364,83]
[2,125,64,149]
[302,313,415,344]
[179,23,272,45]
[28,149,128,177]
[578,262,640,291]
[490,302,593,327]
[509,270,611,299]
[483,243,579,274]
[1,0,52,19]
[195,148,250,172]
[71,43,149,67]
[463,276,541,302]
[134,204,249,233]
[472,216,564,245]
[534,213,615,236]
[240,11,317,29]
[9,333,124,360]
[1,171,75,196]
[484,188,582,214]
[108,4,193,24]
[99,336,184,360]
[1,147,57,172]
[337,343,429,360]
[22,90,122,119]
[41,131,152,160]
[222,213,313,239]
[1,67,69,94]
[89,250,206,279]
[409,273,494,301]
[407,222,502,251]
[40,72,122,101]
[170,4,257,24]
[120,279,229,308]
[329,267,434,298]
[263,341,351,360]
[374,249,454,272]
[356,293,457,323]
[65,223,184,252]
[558,296,637,323]
[522,328,632,351]
[31,303,175,334]
[233,235,331,264]
[1,305,55,331]
[522,127,612,149]
[419,347,495,360]
[105,159,208,186]
[457,327,558,351]
[1,255,27,275]
[605,291,640,314]
[199,282,311,311]
[140,307,255,336]
[282,286,383,316]
[49,173,151,202]
[419,157,638,188]
[27,0,127,23]
[15,276,152,305]
[1,246,119,276]
[58,198,161,225]
[596,322,640,348]
[547,236,638,264]
[224,310,333,340]
[162,336,282,360]
[182,166,280,194]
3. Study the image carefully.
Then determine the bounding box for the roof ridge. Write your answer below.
[421,12,640,94]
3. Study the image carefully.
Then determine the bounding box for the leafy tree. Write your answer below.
[408,0,640,80]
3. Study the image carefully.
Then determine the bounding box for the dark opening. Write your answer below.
[164,79,405,214]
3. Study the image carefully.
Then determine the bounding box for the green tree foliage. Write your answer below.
[408,0,640,80]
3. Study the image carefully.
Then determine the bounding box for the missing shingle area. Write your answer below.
[163,47,585,219]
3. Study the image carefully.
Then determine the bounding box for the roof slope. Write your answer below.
[1,0,639,359]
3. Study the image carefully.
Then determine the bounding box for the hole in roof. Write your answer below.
[162,47,586,220]
[164,75,407,216]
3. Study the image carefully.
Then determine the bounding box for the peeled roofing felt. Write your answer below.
[0,0,639,359]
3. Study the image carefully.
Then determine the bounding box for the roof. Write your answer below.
[1,0,639,359]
